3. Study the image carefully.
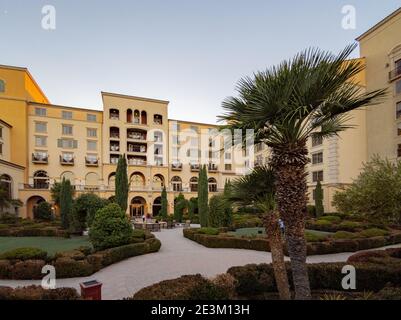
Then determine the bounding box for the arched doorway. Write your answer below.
[152,197,162,217]
[130,196,147,218]
[26,196,46,219]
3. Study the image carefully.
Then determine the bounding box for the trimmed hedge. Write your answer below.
[0,237,162,280]
[184,228,401,255]
[0,247,47,261]
[0,227,68,237]
[0,285,80,300]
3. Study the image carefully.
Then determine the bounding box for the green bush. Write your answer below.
[74,193,110,229]
[89,203,133,251]
[0,247,47,261]
[132,274,230,300]
[305,231,328,242]
[53,257,93,278]
[331,231,358,239]
[318,215,342,223]
[0,260,11,278]
[11,260,45,280]
[358,228,389,238]
[338,221,363,232]
[307,205,316,217]
[232,214,262,229]
[198,227,219,236]
[0,285,80,300]
[100,242,149,267]
[33,202,54,221]
[314,219,332,226]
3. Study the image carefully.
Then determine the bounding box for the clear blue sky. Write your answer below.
[0,0,400,124]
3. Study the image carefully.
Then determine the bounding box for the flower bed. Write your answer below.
[0,230,161,280]
[183,228,401,255]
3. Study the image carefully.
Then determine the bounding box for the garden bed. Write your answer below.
[0,230,161,280]
[183,227,401,255]
[0,219,68,238]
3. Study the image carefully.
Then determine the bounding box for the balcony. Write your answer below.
[60,155,74,166]
[128,158,147,166]
[208,163,218,172]
[127,130,147,141]
[389,67,401,82]
[110,145,120,152]
[190,164,200,172]
[110,133,120,140]
[127,144,146,154]
[32,153,48,164]
[85,157,99,167]
[171,163,183,171]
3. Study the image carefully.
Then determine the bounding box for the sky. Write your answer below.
[0,0,400,124]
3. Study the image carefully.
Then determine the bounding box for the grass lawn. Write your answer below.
[0,236,92,256]
[228,227,333,237]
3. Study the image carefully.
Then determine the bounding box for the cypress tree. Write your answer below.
[160,186,168,220]
[198,165,209,227]
[314,180,324,217]
[60,178,73,230]
[115,154,129,212]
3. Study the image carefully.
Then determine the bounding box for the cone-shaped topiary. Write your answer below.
[115,155,129,212]
[198,165,209,227]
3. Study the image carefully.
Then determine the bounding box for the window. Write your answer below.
[35,108,47,117]
[190,137,199,147]
[109,109,119,120]
[154,145,163,155]
[35,122,47,133]
[62,111,73,120]
[87,114,97,122]
[171,176,182,192]
[312,135,323,147]
[172,135,179,145]
[396,80,401,95]
[58,139,78,149]
[61,152,74,163]
[87,128,97,137]
[208,178,218,192]
[154,131,163,142]
[397,102,401,119]
[312,171,324,182]
[312,152,323,165]
[225,152,232,160]
[0,80,5,93]
[396,59,401,73]
[87,140,97,151]
[225,164,232,171]
[62,124,73,135]
[190,125,199,133]
[33,171,49,189]
[0,174,12,198]
[35,136,47,147]
[190,177,198,192]
[153,114,163,125]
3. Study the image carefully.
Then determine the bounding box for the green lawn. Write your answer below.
[0,236,92,256]
[228,227,333,237]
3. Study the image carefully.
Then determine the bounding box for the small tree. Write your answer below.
[174,193,187,223]
[160,187,168,220]
[222,180,233,227]
[314,181,324,217]
[33,202,53,221]
[50,182,62,206]
[208,195,226,227]
[72,193,109,232]
[60,178,73,230]
[188,197,198,221]
[198,165,209,227]
[115,155,129,212]
[89,203,133,251]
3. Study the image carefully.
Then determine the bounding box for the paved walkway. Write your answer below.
[1,227,400,300]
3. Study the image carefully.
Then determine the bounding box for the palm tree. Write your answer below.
[219,44,386,299]
[229,166,290,300]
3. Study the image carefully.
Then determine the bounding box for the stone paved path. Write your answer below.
[1,227,400,300]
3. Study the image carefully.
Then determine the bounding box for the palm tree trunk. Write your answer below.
[263,210,291,300]
[271,144,312,300]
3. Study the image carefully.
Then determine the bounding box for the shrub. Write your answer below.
[338,221,363,232]
[347,250,391,264]
[198,227,219,236]
[375,286,401,300]
[72,193,109,232]
[314,219,332,226]
[0,285,80,300]
[0,260,11,278]
[33,202,54,221]
[318,215,342,223]
[305,231,328,242]
[0,247,47,261]
[100,241,151,267]
[358,228,389,238]
[89,203,133,251]
[53,257,93,278]
[132,274,230,300]
[307,205,316,217]
[331,231,358,239]
[11,260,45,280]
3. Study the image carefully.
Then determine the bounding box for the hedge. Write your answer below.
[0,238,162,280]
[0,226,68,237]
[0,248,48,261]
[183,228,401,255]
[0,285,80,300]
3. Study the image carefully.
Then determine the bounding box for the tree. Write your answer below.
[0,186,22,215]
[89,203,133,251]
[333,156,401,224]
[222,180,233,227]
[174,193,187,223]
[115,155,129,212]
[60,178,73,230]
[188,197,198,221]
[219,45,386,299]
[314,181,324,217]
[72,193,109,232]
[198,165,209,227]
[33,201,53,221]
[160,187,168,220]
[208,195,226,227]
[229,166,290,300]
[50,182,62,206]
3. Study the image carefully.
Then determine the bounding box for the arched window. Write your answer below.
[33,171,49,189]
[85,172,99,187]
[171,176,182,192]
[108,173,116,189]
[208,178,217,192]
[141,111,147,125]
[154,131,163,142]
[190,177,198,192]
[0,80,5,93]
[0,174,12,199]
[130,172,146,188]
[127,109,133,123]
[153,174,164,189]
[154,114,163,125]
[134,110,140,124]
[109,108,119,120]
[61,171,74,184]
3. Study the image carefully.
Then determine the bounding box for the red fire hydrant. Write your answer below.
[80,280,102,300]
